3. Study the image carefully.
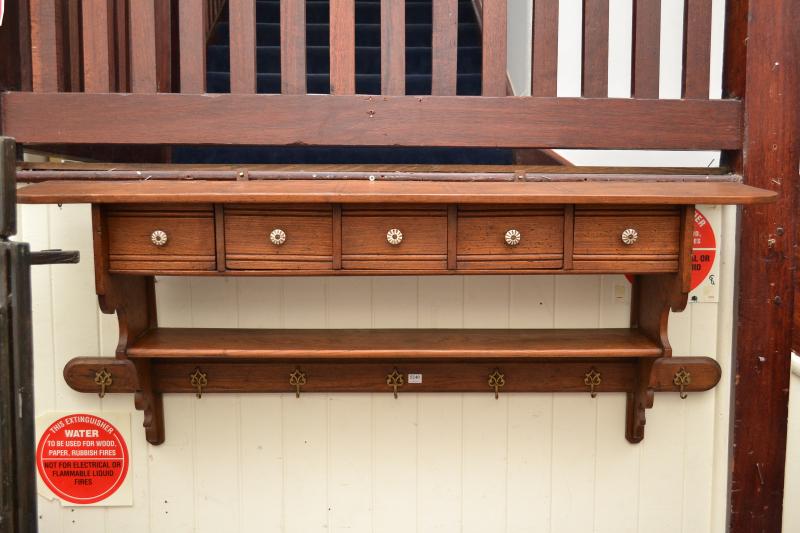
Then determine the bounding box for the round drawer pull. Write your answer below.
[270,228,287,246]
[621,228,639,245]
[505,229,521,246]
[386,228,404,246]
[150,230,168,247]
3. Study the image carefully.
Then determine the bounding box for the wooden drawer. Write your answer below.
[341,206,447,270]
[224,205,333,270]
[573,207,682,272]
[105,205,216,272]
[456,207,564,270]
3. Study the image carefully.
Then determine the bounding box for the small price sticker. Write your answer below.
[407,373,423,384]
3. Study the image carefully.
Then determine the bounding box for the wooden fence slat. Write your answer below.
[682,0,712,99]
[130,0,157,93]
[0,92,744,150]
[179,0,206,93]
[82,0,114,92]
[632,0,661,98]
[381,0,405,95]
[65,0,82,91]
[482,0,507,96]
[330,0,355,95]
[281,0,306,94]
[532,0,559,96]
[154,1,174,92]
[582,0,609,97]
[114,0,130,92]
[30,0,63,92]
[230,0,257,93]
[432,0,458,96]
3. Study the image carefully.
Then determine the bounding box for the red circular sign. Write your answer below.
[691,208,717,291]
[36,414,129,504]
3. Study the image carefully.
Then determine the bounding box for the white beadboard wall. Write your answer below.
[17,1,751,532]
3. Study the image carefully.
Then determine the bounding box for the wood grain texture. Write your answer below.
[281,0,306,94]
[482,0,507,96]
[125,327,664,359]
[582,0,609,97]
[725,0,800,529]
[16,180,776,205]
[179,0,206,93]
[682,0,712,99]
[81,0,114,92]
[30,0,63,92]
[0,92,745,149]
[330,0,356,95]
[532,0,559,96]
[224,205,334,270]
[632,0,661,98]
[129,0,157,93]
[432,0,458,96]
[229,0,257,93]
[62,357,722,395]
[381,0,405,95]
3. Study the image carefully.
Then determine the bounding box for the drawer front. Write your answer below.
[341,207,447,270]
[106,205,216,272]
[457,207,564,270]
[573,207,682,271]
[224,206,333,270]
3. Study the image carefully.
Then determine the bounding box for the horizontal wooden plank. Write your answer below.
[16,179,777,205]
[0,92,743,149]
[126,328,663,359]
[61,356,722,394]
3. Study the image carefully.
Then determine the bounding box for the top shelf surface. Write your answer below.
[17,179,776,205]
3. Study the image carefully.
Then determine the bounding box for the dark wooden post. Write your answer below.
[724,0,800,531]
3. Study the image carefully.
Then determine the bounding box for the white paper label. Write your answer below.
[407,373,422,384]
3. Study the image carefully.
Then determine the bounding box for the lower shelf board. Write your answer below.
[124,327,665,359]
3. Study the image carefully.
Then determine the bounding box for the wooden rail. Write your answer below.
[11,0,726,149]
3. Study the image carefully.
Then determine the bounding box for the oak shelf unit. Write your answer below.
[15,172,773,446]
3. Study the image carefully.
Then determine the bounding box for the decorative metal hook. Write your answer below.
[94,368,113,398]
[190,367,208,399]
[673,367,691,399]
[386,369,404,399]
[584,368,602,398]
[488,369,505,399]
[289,368,307,398]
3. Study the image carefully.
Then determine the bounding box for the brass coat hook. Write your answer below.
[94,368,112,398]
[673,367,691,399]
[190,367,208,399]
[289,368,307,398]
[584,368,602,398]
[488,369,505,399]
[386,369,404,399]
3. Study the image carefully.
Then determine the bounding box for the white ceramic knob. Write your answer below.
[621,228,639,245]
[505,229,521,246]
[270,228,287,246]
[386,228,403,246]
[151,230,168,246]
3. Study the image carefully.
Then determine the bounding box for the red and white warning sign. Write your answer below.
[691,208,717,292]
[36,414,129,505]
